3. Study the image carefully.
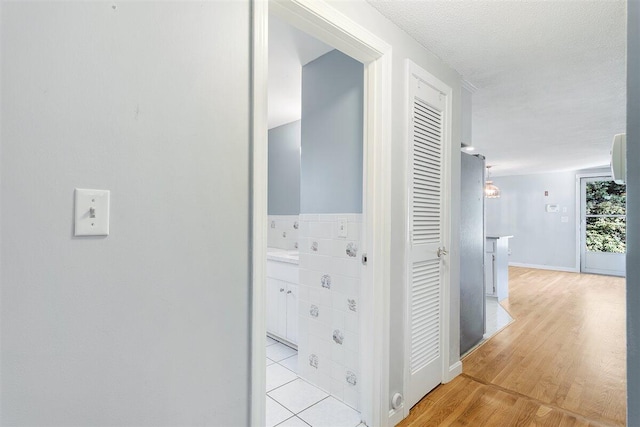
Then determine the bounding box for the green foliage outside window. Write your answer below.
[585,181,626,253]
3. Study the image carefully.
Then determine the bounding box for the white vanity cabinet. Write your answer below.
[266,252,299,347]
[485,235,513,301]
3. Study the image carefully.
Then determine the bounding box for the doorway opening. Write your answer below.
[264,13,365,427]
[251,2,393,427]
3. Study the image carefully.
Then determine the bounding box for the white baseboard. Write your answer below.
[444,360,463,382]
[508,262,578,273]
[387,361,463,426]
[388,406,405,427]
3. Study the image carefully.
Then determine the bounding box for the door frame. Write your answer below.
[251,1,393,426]
[575,172,626,276]
[575,173,603,272]
[576,173,604,272]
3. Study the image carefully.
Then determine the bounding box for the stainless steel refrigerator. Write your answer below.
[460,152,486,355]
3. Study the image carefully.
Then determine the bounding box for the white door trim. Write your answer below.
[575,172,612,273]
[402,59,454,418]
[251,1,269,425]
[576,173,625,276]
[251,1,392,426]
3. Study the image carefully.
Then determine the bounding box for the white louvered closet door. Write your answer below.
[406,72,447,410]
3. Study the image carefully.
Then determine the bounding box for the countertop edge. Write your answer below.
[266,248,300,265]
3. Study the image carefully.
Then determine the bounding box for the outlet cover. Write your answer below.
[337,217,348,238]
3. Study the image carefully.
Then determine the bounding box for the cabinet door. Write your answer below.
[267,278,288,338]
[484,252,495,295]
[286,283,298,344]
[266,278,279,334]
[276,279,288,337]
[494,241,509,302]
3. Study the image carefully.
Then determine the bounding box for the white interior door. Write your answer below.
[580,176,626,277]
[405,67,448,410]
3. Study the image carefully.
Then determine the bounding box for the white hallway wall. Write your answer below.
[485,168,610,272]
[0,0,463,424]
[0,2,251,425]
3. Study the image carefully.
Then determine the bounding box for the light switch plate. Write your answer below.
[337,217,348,238]
[74,188,110,236]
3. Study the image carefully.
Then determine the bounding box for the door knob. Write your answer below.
[437,247,448,258]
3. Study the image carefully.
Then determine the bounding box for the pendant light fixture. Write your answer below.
[485,165,501,198]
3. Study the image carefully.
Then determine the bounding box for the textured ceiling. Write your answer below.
[268,14,333,129]
[367,0,626,176]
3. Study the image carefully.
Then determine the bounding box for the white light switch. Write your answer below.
[74,188,110,236]
[337,217,348,238]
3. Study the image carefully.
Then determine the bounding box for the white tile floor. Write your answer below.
[265,337,363,427]
[484,296,513,339]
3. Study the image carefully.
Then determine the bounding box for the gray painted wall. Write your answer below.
[0,3,251,425]
[627,1,639,424]
[485,169,609,271]
[268,121,301,215]
[461,87,473,145]
[300,50,363,214]
[485,171,578,270]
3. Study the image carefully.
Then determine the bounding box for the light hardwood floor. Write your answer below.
[398,267,626,427]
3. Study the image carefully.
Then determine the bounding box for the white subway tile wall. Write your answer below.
[297,213,362,410]
[267,215,300,250]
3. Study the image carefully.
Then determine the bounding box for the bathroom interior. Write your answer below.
[264,13,365,427]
